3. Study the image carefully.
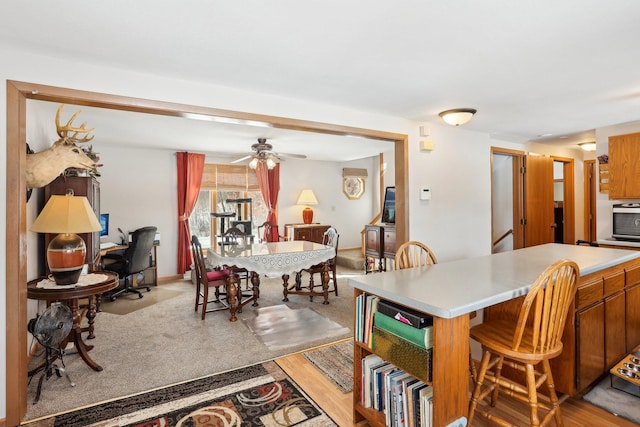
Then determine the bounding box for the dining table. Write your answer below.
[207,240,336,318]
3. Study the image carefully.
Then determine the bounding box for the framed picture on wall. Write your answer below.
[343,177,365,200]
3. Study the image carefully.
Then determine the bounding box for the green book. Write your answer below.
[374,311,433,349]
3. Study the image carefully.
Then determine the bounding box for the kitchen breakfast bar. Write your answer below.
[348,243,640,427]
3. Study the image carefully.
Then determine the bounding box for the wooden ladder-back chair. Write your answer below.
[394,240,438,269]
[221,227,251,290]
[294,227,340,300]
[468,259,579,427]
[257,221,285,243]
[191,235,232,320]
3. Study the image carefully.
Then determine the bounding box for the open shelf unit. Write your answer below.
[352,288,469,427]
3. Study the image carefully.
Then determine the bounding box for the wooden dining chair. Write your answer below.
[468,259,579,427]
[394,240,438,269]
[257,221,286,243]
[191,235,232,320]
[294,227,339,299]
[221,227,251,290]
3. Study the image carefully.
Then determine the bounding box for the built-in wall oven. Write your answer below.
[612,203,640,241]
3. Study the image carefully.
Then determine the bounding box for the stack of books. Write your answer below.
[361,353,434,427]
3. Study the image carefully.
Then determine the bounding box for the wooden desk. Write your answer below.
[100,243,159,287]
[27,272,118,372]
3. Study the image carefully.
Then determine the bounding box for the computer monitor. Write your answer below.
[99,213,109,237]
[381,186,396,224]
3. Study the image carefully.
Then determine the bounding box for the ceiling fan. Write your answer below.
[231,138,306,169]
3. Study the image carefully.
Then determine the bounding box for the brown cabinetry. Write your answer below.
[284,223,330,244]
[608,132,640,199]
[44,176,100,271]
[364,224,396,273]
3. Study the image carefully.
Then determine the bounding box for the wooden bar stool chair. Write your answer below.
[468,259,579,427]
[395,240,438,269]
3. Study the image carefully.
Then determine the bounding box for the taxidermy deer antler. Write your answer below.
[55,105,95,144]
[26,104,97,189]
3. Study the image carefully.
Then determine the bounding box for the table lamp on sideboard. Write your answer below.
[31,190,102,285]
[296,189,318,224]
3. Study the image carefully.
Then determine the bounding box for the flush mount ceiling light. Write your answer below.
[438,108,477,126]
[579,142,597,152]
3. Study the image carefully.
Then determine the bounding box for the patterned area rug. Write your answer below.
[302,340,354,393]
[28,361,336,427]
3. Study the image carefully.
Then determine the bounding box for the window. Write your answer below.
[190,164,267,248]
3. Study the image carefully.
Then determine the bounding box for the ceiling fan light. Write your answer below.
[249,157,259,169]
[438,108,477,126]
[266,157,276,169]
[579,142,596,152]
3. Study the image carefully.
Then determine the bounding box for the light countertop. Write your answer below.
[347,243,640,319]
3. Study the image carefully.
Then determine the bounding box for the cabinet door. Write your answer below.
[577,301,605,390]
[626,283,640,352]
[605,291,626,368]
[382,227,396,258]
[295,228,314,241]
[609,132,640,199]
[365,226,381,257]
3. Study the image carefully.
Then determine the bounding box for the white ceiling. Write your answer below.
[5,1,640,157]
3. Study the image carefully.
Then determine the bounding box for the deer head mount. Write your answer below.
[26,104,97,189]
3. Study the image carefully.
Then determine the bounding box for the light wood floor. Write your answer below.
[276,351,638,427]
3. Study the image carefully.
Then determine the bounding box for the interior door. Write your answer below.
[524,154,555,246]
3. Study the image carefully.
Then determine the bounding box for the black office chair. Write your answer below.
[103,226,157,301]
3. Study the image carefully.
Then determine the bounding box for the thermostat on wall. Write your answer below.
[420,188,431,200]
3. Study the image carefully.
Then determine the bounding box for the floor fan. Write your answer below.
[28,302,76,404]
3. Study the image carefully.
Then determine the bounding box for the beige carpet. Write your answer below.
[99,286,183,315]
[24,266,361,423]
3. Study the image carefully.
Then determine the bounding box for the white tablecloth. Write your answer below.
[207,240,335,276]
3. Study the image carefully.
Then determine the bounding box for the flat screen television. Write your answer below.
[99,213,109,237]
[381,186,396,224]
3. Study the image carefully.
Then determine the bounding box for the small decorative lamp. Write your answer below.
[296,189,318,224]
[438,108,477,126]
[31,190,102,285]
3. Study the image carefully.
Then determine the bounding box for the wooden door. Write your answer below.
[524,154,555,246]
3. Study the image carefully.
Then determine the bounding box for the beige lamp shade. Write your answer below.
[31,194,102,233]
[31,193,102,285]
[296,189,318,224]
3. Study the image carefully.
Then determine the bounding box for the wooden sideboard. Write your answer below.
[364,224,396,273]
[284,223,330,244]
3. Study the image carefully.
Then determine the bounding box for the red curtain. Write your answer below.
[256,162,280,242]
[176,152,205,274]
